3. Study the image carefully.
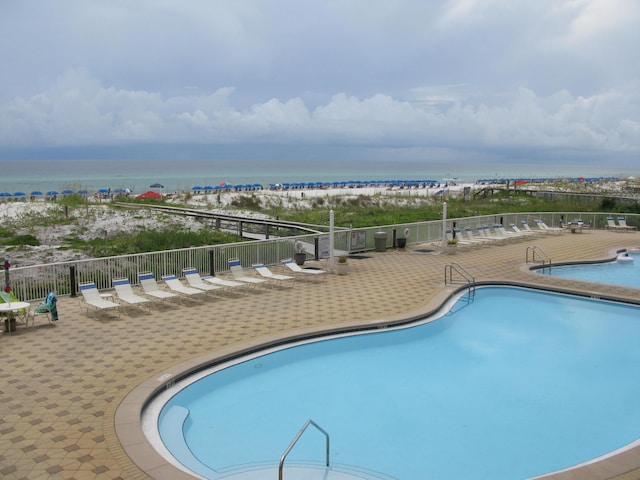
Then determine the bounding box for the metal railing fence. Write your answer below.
[7,212,638,301]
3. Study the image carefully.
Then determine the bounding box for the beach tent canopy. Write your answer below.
[136,190,162,200]
[150,183,164,188]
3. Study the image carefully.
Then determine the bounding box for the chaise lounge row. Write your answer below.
[79,258,327,318]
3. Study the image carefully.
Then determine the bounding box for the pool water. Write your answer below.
[149,287,640,480]
[546,251,639,288]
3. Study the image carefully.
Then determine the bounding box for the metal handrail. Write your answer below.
[444,262,476,298]
[279,419,330,480]
[526,245,551,271]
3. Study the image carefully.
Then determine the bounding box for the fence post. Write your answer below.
[209,250,215,277]
[69,265,77,297]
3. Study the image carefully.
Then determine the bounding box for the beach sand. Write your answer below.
[1,183,472,267]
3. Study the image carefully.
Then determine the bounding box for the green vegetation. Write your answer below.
[256,190,621,228]
[2,183,639,261]
[63,228,243,257]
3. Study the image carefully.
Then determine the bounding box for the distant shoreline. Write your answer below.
[0,175,628,201]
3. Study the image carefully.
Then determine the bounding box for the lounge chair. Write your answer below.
[79,282,120,318]
[138,272,180,302]
[29,291,58,327]
[161,275,208,298]
[252,264,296,287]
[605,217,622,230]
[112,278,151,313]
[509,224,539,237]
[477,226,507,244]
[282,258,327,280]
[617,217,637,231]
[202,275,248,292]
[534,220,563,234]
[453,229,484,247]
[463,228,493,245]
[492,224,522,241]
[227,258,269,287]
[182,268,224,294]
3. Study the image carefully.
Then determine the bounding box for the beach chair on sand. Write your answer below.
[252,264,296,287]
[138,272,180,302]
[112,278,151,313]
[182,268,224,294]
[161,275,208,298]
[29,291,58,327]
[79,282,120,318]
[282,258,327,280]
[227,258,269,287]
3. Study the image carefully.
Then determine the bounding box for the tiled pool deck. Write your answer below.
[1,229,640,480]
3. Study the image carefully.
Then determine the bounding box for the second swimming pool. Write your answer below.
[545,251,639,288]
[147,287,640,480]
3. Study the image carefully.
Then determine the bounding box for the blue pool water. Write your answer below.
[150,287,640,480]
[546,251,639,288]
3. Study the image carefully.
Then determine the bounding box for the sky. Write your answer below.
[0,0,639,170]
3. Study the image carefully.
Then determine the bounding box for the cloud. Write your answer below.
[1,68,637,157]
[0,1,638,164]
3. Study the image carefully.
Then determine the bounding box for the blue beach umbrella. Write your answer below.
[47,190,59,196]
[31,191,43,196]
[78,189,88,195]
[13,192,26,197]
[203,185,213,190]
[62,189,74,195]
[98,188,109,193]
[192,186,203,191]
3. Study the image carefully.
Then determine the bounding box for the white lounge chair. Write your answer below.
[534,220,563,235]
[463,228,493,245]
[282,258,327,280]
[161,275,208,297]
[182,268,224,294]
[509,224,539,237]
[617,217,637,231]
[252,264,296,287]
[492,224,522,241]
[79,282,120,318]
[202,275,248,292]
[477,226,507,244]
[138,272,180,302]
[112,278,151,313]
[227,258,269,287]
[453,229,483,247]
[605,217,622,230]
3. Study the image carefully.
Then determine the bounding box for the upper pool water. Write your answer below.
[545,251,639,288]
[148,286,640,480]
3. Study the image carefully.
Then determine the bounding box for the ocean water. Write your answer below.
[0,158,633,195]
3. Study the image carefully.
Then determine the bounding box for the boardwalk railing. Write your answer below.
[7,212,638,301]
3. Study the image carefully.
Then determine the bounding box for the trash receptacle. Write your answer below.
[374,231,388,252]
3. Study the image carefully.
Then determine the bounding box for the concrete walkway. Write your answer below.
[1,230,640,480]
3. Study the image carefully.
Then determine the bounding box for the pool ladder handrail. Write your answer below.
[526,245,551,272]
[444,262,476,298]
[279,419,330,480]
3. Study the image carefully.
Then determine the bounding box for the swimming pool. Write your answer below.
[145,286,640,480]
[545,251,639,288]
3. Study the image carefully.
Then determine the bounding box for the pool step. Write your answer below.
[218,463,397,480]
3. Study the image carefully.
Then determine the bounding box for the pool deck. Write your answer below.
[1,229,640,480]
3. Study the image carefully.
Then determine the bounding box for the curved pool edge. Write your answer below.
[115,279,640,480]
[114,286,460,480]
